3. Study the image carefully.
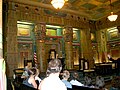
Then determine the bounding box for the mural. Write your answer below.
[73,30,80,42]
[17,21,34,37]
[17,28,30,36]
[107,27,119,40]
[46,29,57,36]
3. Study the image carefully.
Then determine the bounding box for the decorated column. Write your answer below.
[6,10,18,77]
[96,30,108,63]
[80,29,94,69]
[35,23,46,72]
[64,26,73,69]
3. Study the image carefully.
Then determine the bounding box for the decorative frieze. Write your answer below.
[7,2,89,29]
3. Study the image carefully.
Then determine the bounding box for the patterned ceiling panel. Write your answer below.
[28,0,120,20]
[95,0,109,3]
[68,0,77,3]
[81,3,97,10]
[97,8,106,13]
[112,0,120,6]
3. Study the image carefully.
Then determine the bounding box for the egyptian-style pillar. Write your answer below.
[6,11,18,77]
[80,29,94,69]
[64,26,73,69]
[35,23,47,72]
[96,29,108,63]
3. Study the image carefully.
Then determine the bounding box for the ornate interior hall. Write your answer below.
[2,0,120,79]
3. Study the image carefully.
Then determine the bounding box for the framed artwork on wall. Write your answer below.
[46,29,57,36]
[109,31,118,39]
[73,30,79,42]
[17,28,30,36]
[17,21,33,37]
[107,27,119,40]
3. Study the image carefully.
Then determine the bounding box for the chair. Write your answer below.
[72,85,99,90]
[67,88,73,90]
[19,84,38,90]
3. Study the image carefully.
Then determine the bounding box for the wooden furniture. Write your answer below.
[79,58,89,70]
[83,69,95,76]
[95,63,112,75]
[19,84,37,90]
[72,85,99,90]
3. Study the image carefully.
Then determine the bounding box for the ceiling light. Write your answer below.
[107,0,118,21]
[51,0,65,9]
[108,12,118,21]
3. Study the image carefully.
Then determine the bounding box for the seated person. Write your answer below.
[70,72,84,86]
[95,76,105,89]
[21,62,32,79]
[38,59,67,90]
[22,67,37,89]
[84,75,92,86]
[61,70,72,89]
[110,76,120,90]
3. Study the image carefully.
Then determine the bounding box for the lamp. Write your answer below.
[107,0,118,21]
[51,0,65,9]
[108,12,118,21]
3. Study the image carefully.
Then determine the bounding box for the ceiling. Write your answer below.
[29,0,120,20]
[8,0,120,20]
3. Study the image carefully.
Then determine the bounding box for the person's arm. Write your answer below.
[21,71,29,79]
[107,55,115,61]
[38,80,44,90]
[28,76,37,89]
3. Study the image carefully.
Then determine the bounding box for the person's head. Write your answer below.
[72,72,79,80]
[28,67,37,76]
[46,59,62,76]
[96,76,102,80]
[62,70,70,80]
[27,62,32,66]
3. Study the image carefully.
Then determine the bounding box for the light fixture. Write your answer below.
[51,0,65,9]
[107,0,118,21]
[108,12,118,21]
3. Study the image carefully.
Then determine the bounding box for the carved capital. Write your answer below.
[64,26,73,42]
[35,23,46,40]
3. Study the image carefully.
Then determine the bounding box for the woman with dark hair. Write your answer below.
[39,59,67,90]
[22,67,37,89]
[70,72,84,86]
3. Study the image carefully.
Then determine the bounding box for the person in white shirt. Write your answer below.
[70,72,84,86]
[38,59,67,90]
